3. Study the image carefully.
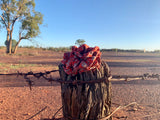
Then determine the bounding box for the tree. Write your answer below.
[4,39,17,52]
[0,0,43,54]
[75,39,85,46]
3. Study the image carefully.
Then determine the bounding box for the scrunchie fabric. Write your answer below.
[61,44,101,75]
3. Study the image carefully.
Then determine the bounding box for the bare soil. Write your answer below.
[1,48,160,120]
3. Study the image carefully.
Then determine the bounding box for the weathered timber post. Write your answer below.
[59,61,112,120]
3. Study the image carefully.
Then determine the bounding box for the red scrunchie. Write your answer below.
[61,44,101,75]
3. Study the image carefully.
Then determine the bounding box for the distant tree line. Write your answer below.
[101,48,159,53]
[0,45,160,53]
[154,50,160,53]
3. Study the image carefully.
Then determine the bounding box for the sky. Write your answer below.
[0,0,160,51]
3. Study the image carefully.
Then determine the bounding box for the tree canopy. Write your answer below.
[0,0,43,54]
[75,39,86,46]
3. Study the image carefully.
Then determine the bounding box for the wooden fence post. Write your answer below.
[59,61,112,120]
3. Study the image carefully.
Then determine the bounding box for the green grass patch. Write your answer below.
[0,63,54,73]
[0,63,37,69]
[9,64,37,69]
[0,63,7,67]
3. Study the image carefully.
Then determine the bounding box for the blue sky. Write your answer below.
[0,0,160,51]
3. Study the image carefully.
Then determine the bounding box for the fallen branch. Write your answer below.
[26,106,47,120]
[51,106,63,120]
[99,102,137,120]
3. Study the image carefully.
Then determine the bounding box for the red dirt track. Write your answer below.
[1,49,160,120]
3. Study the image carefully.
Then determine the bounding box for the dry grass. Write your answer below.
[1,48,160,119]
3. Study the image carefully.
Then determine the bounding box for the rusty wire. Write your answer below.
[0,70,59,90]
[1,70,160,119]
[0,70,160,90]
[112,73,160,81]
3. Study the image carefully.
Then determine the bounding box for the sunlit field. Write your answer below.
[1,47,160,119]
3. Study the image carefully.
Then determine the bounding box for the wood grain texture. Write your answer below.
[59,61,112,120]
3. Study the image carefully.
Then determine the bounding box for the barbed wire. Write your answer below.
[0,70,59,90]
[112,73,160,81]
[1,70,160,119]
[0,70,160,90]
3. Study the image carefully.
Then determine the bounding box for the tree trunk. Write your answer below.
[12,39,21,54]
[8,35,12,54]
[59,61,112,120]
[12,44,18,54]
[9,18,17,54]
[6,31,10,53]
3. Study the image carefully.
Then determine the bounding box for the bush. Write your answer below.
[4,39,17,52]
[46,47,71,52]
[0,46,5,49]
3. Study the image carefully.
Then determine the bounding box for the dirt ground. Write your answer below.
[1,48,160,120]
